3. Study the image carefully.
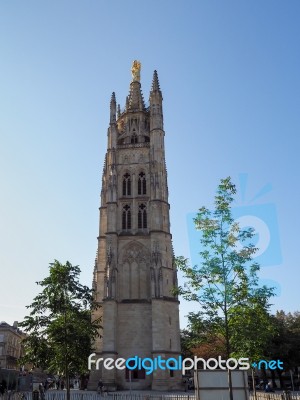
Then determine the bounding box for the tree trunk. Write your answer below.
[66,370,70,400]
[223,274,233,400]
[252,368,257,400]
[271,369,277,388]
[227,369,233,400]
[277,369,284,389]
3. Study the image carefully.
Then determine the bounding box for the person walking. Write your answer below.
[39,383,45,400]
[97,380,104,395]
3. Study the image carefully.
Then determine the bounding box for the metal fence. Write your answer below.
[250,392,300,400]
[105,395,195,400]
[0,393,195,400]
[3,392,300,400]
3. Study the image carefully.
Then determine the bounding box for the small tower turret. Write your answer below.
[108,92,117,149]
[149,69,167,202]
[110,92,116,124]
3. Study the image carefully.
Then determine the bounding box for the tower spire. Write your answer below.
[110,92,116,124]
[149,69,163,130]
[151,70,161,93]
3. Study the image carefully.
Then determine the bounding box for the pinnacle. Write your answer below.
[127,81,145,111]
[151,70,160,92]
[110,92,116,105]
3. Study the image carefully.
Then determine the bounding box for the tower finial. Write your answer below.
[131,60,141,82]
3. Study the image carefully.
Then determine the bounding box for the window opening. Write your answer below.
[123,173,131,196]
[138,172,146,195]
[122,204,131,230]
[138,204,147,229]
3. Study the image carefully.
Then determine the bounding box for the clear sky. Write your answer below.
[0,1,299,328]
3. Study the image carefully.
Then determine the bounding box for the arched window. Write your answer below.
[122,173,131,196]
[138,204,147,229]
[122,205,131,230]
[131,134,138,144]
[138,172,146,195]
[126,360,145,380]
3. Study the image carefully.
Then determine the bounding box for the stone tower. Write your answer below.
[91,61,181,391]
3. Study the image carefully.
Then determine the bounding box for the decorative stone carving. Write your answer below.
[123,242,147,263]
[111,268,117,299]
[107,239,113,264]
[150,267,156,298]
[158,267,163,297]
[151,241,160,265]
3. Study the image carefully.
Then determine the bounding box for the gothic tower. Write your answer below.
[91,61,181,391]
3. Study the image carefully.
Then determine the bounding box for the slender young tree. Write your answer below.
[19,260,100,400]
[175,177,275,400]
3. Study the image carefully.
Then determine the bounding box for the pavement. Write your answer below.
[46,390,194,396]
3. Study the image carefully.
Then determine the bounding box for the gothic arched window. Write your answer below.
[122,204,131,230]
[138,204,147,229]
[138,172,146,195]
[122,173,131,196]
[131,134,138,144]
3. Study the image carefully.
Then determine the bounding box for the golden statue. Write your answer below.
[131,60,141,82]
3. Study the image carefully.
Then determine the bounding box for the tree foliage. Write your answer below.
[175,177,275,362]
[268,311,300,370]
[19,260,100,397]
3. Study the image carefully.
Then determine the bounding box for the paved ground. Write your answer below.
[42,390,194,398]
[48,390,193,395]
[103,391,192,396]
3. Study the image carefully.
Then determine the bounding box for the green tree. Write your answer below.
[267,311,300,388]
[175,177,275,399]
[19,260,100,400]
[181,312,227,359]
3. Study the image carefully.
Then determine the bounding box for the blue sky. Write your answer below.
[0,1,299,328]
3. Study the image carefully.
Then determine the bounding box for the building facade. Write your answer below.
[91,61,181,391]
[0,321,24,370]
